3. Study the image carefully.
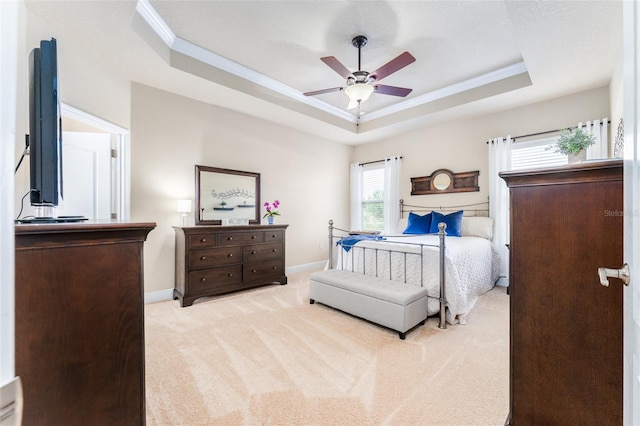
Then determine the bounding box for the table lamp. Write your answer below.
[177,199,192,226]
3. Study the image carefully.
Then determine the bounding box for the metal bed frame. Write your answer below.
[325,198,491,330]
[327,219,448,329]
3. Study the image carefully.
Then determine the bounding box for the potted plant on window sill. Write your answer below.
[550,127,596,164]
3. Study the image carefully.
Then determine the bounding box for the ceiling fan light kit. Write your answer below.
[304,35,415,111]
[345,83,375,103]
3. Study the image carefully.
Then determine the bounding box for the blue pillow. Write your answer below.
[429,210,463,237]
[403,212,432,234]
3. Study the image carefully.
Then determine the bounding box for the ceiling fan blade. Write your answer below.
[321,56,354,79]
[303,87,344,96]
[375,84,413,97]
[369,52,416,81]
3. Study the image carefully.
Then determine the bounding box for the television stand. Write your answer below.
[16,216,88,224]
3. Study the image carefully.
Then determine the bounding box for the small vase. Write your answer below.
[267,216,274,225]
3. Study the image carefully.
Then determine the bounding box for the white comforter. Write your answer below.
[332,234,500,324]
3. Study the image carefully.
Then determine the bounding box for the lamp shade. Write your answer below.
[344,83,375,103]
[177,199,192,213]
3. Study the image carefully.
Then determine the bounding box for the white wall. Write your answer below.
[354,86,611,209]
[130,83,351,294]
[14,7,130,215]
[1,0,20,387]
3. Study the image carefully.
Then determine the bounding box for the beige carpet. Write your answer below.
[145,271,509,425]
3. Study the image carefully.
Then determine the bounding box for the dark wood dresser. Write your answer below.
[500,160,623,425]
[174,224,288,307]
[15,221,155,426]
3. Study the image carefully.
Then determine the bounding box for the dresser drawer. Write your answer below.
[243,242,283,262]
[188,265,242,293]
[243,259,284,283]
[188,234,217,249]
[189,246,242,270]
[264,229,284,242]
[217,231,264,246]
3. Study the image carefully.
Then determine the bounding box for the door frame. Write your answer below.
[60,103,130,221]
[623,1,640,424]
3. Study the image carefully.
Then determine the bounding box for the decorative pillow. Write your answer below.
[402,212,432,234]
[429,210,463,237]
[461,216,494,240]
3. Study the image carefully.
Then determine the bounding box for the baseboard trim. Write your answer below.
[495,277,509,288]
[285,260,326,275]
[144,289,174,304]
[144,260,328,304]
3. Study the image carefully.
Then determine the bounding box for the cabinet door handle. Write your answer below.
[598,264,630,286]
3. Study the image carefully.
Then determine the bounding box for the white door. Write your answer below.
[56,131,112,219]
[623,2,640,424]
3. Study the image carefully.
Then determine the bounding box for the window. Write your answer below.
[511,137,567,170]
[361,164,385,231]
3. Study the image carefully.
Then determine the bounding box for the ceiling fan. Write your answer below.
[304,35,416,110]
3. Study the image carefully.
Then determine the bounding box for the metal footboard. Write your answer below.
[327,220,448,329]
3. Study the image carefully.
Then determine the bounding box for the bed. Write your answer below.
[327,201,500,326]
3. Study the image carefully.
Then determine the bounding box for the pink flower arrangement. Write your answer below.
[263,200,281,218]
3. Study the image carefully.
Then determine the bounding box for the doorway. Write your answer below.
[60,103,130,221]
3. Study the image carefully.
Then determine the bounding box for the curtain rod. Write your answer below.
[358,155,403,166]
[486,119,611,143]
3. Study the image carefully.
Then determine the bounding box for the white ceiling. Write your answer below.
[25,0,622,145]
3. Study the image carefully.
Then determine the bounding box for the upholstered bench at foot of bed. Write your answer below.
[309,269,429,339]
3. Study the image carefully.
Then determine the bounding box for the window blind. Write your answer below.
[511,137,568,170]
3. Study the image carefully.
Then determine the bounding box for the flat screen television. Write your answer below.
[29,38,63,213]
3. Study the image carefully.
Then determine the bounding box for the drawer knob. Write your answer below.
[200,256,207,261]
[228,273,233,277]
[251,235,256,239]
[271,234,276,238]
[252,269,257,273]
[200,238,207,243]
[272,266,277,270]
[251,251,257,254]
[272,249,277,252]
[200,277,206,282]
[228,237,233,241]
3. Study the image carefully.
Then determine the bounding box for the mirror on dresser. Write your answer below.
[195,165,261,225]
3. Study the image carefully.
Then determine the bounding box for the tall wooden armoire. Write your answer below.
[500,160,623,425]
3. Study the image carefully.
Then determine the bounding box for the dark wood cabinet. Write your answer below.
[15,221,155,426]
[500,160,623,425]
[174,224,288,307]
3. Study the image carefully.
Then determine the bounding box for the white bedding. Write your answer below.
[332,234,500,324]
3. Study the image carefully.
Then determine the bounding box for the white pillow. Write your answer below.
[461,217,494,240]
[395,217,408,234]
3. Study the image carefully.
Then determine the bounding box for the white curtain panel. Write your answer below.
[488,136,512,283]
[349,163,363,231]
[383,156,402,234]
[582,118,609,160]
